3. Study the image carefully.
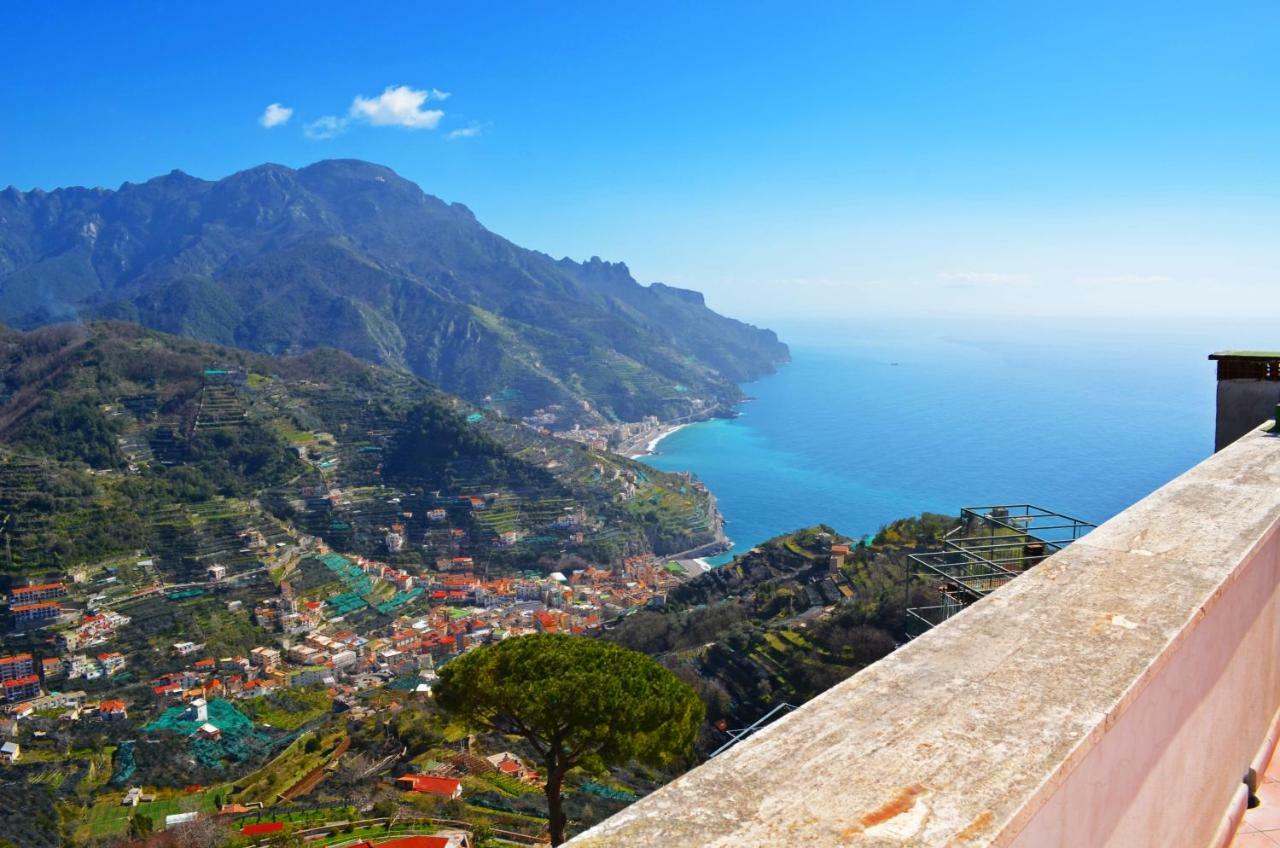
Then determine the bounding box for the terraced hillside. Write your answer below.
[0,322,724,586]
[606,517,954,737]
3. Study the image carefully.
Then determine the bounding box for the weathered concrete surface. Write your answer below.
[567,426,1280,847]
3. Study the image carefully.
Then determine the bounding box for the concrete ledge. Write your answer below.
[567,426,1280,847]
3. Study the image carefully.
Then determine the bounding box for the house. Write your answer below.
[11,601,60,627]
[250,646,281,669]
[99,699,128,720]
[485,752,537,782]
[9,582,67,605]
[396,774,463,799]
[0,741,19,763]
[195,722,221,740]
[98,652,127,675]
[0,653,35,682]
[172,641,201,656]
[207,564,227,581]
[2,675,41,703]
[40,657,63,680]
[183,698,209,722]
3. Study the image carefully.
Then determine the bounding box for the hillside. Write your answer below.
[0,321,724,583]
[606,517,954,737]
[0,160,789,426]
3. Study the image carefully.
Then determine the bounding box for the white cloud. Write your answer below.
[349,85,446,129]
[303,115,347,140]
[1077,273,1171,286]
[258,103,294,128]
[937,271,1028,285]
[447,123,484,140]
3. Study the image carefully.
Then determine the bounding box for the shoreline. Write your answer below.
[626,421,693,459]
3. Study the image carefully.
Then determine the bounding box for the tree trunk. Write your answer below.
[545,762,569,846]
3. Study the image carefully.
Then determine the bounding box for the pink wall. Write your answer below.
[1007,521,1280,847]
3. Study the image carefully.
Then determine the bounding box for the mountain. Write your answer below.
[0,322,724,581]
[0,160,788,425]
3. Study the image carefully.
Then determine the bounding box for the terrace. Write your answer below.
[566,420,1280,847]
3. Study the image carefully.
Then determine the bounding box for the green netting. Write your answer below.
[145,699,286,770]
[580,781,636,801]
[376,586,423,614]
[145,698,255,735]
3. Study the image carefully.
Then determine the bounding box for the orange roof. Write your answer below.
[396,774,462,797]
[100,699,126,711]
[11,582,64,595]
[11,602,58,613]
[362,838,451,848]
[3,675,39,688]
[0,653,33,664]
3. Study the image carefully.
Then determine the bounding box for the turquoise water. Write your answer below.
[643,317,1271,563]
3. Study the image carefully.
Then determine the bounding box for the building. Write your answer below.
[0,741,19,764]
[195,723,221,740]
[250,646,281,669]
[207,564,227,581]
[99,699,128,720]
[396,774,463,799]
[40,657,62,680]
[10,602,60,628]
[164,812,199,829]
[1,675,41,703]
[97,652,126,675]
[8,582,66,605]
[0,653,34,682]
[183,698,209,722]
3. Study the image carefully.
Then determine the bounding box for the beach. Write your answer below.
[624,422,690,459]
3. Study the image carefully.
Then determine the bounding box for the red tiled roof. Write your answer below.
[241,821,285,836]
[396,774,462,797]
[365,838,451,848]
[3,675,39,688]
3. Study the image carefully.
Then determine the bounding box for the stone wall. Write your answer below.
[568,424,1280,847]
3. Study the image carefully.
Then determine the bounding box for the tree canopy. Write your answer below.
[435,633,704,844]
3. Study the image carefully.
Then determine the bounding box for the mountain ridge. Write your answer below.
[0,159,788,426]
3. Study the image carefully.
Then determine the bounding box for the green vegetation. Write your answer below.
[240,688,333,731]
[436,633,704,845]
[0,322,723,578]
[608,522,947,733]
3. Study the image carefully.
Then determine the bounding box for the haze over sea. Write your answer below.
[643,316,1273,564]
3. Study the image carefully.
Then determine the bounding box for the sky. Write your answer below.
[2,1,1278,326]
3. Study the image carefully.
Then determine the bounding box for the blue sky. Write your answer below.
[3,1,1278,324]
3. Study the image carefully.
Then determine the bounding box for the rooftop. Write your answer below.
[568,422,1280,847]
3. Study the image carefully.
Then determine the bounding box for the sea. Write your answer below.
[642,315,1273,565]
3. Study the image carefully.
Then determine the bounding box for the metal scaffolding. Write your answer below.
[905,504,1095,635]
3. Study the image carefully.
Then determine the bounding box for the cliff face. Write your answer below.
[0,160,789,425]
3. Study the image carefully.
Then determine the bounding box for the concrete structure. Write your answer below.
[1210,351,1280,452]
[567,423,1280,847]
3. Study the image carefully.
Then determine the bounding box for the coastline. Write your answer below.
[625,422,692,459]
